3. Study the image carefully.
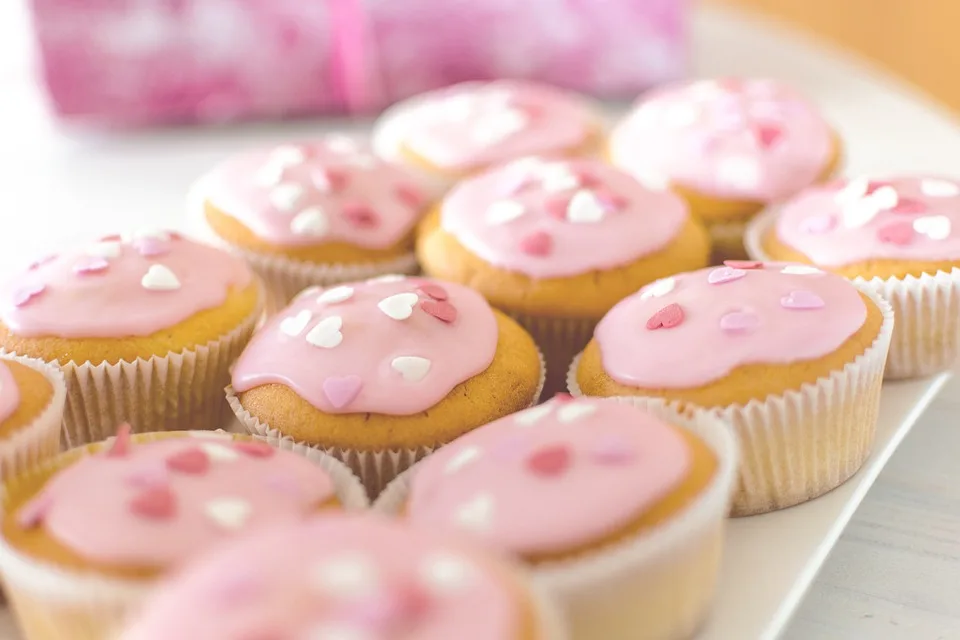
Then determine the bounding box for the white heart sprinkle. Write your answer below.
[140,264,180,291]
[367,274,406,284]
[317,286,354,305]
[485,200,526,226]
[539,165,580,193]
[921,179,960,198]
[514,404,552,427]
[199,442,240,462]
[290,207,329,237]
[567,190,606,224]
[295,285,323,301]
[391,356,431,382]
[87,241,122,259]
[455,493,495,532]
[311,552,378,596]
[841,199,880,229]
[717,155,760,189]
[556,403,597,424]
[640,277,676,299]
[325,135,360,154]
[834,178,870,206]
[311,168,333,192]
[270,183,305,211]
[472,109,528,144]
[306,316,344,349]
[205,498,252,530]
[870,186,899,210]
[308,624,374,640]
[781,265,823,275]
[279,310,312,337]
[255,163,285,187]
[420,552,475,592]
[377,293,419,320]
[445,446,481,474]
[913,215,952,240]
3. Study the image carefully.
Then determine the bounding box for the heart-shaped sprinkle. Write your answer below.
[591,435,636,465]
[841,199,881,228]
[592,189,628,212]
[420,299,457,323]
[135,237,171,258]
[485,200,526,226]
[639,277,676,299]
[290,207,330,236]
[269,183,305,211]
[891,197,928,215]
[378,292,419,320]
[877,220,915,246]
[646,303,684,330]
[395,184,424,208]
[255,163,285,187]
[514,404,552,426]
[543,195,571,220]
[556,402,597,423]
[205,498,252,530]
[323,375,363,409]
[540,166,580,193]
[343,203,380,229]
[755,123,783,148]
[141,264,180,291]
[130,487,177,520]
[28,254,57,270]
[317,286,354,305]
[921,179,960,198]
[526,444,572,477]
[391,356,432,382]
[368,274,406,284]
[724,260,762,269]
[73,256,110,275]
[719,309,761,333]
[12,283,45,307]
[780,290,825,310]
[445,446,481,474]
[420,552,475,592]
[312,552,378,596]
[312,167,349,192]
[166,448,210,475]
[519,231,552,257]
[128,229,172,243]
[553,392,574,403]
[17,493,53,529]
[417,283,448,301]
[566,190,606,223]
[870,186,900,210]
[125,464,169,488]
[279,310,312,337]
[200,442,240,462]
[800,214,836,234]
[781,265,822,275]
[455,493,495,531]
[305,316,344,349]
[834,177,870,205]
[707,266,747,285]
[87,241,122,259]
[234,440,275,458]
[106,423,133,457]
[296,286,322,301]
[913,215,951,240]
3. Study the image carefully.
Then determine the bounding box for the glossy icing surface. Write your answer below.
[14,432,335,568]
[0,362,20,424]
[407,396,690,555]
[203,137,429,249]
[610,78,833,202]
[440,157,690,278]
[122,514,527,640]
[594,262,867,388]
[232,276,499,415]
[775,176,960,266]
[0,231,252,339]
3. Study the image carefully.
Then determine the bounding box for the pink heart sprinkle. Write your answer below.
[543,195,571,220]
[707,266,747,285]
[780,290,825,310]
[800,215,836,234]
[346,583,431,631]
[134,237,170,257]
[420,299,457,323]
[29,254,56,270]
[124,463,170,488]
[16,492,53,529]
[591,435,635,465]
[323,375,363,409]
[313,167,349,192]
[166,448,211,475]
[646,303,685,330]
[719,309,761,333]
[723,260,762,270]
[343,203,380,229]
[395,184,423,208]
[234,441,275,458]
[12,283,45,307]
[572,170,602,189]
[592,189,628,212]
[892,198,928,215]
[527,445,572,477]
[417,283,448,301]
[519,231,553,257]
[755,123,784,148]
[73,256,110,275]
[129,487,177,520]
[106,423,133,457]
[877,221,915,246]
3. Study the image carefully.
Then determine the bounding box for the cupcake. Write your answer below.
[747,175,960,379]
[372,80,604,190]
[0,428,368,639]
[121,513,567,640]
[0,231,263,445]
[227,274,544,495]
[571,262,894,516]
[0,355,65,479]
[609,77,841,261]
[416,156,710,395]
[375,395,738,640]
[194,137,429,312]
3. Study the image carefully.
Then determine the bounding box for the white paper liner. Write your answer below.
[227,348,546,497]
[0,431,367,639]
[746,207,960,379]
[567,287,895,516]
[505,311,597,399]
[0,355,66,481]
[373,398,738,640]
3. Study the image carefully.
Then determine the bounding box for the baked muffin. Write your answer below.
[228,274,544,495]
[0,355,65,479]
[749,175,960,379]
[0,428,367,640]
[372,80,604,190]
[417,156,711,395]
[194,137,430,312]
[609,77,841,261]
[572,262,893,516]
[375,395,737,640]
[0,231,263,445]
[121,513,567,640]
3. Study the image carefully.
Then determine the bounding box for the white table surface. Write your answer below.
[2,2,960,639]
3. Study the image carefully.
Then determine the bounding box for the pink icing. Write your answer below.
[380,80,597,172]
[407,396,690,555]
[0,232,253,339]
[593,262,868,388]
[0,362,21,425]
[774,176,960,266]
[15,433,335,568]
[231,276,499,415]
[440,158,690,278]
[202,137,430,250]
[121,514,525,640]
[610,78,834,202]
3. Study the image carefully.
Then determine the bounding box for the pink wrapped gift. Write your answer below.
[30,0,687,126]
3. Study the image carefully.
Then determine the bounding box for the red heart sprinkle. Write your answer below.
[234,441,275,458]
[646,303,685,330]
[755,123,783,148]
[324,168,350,191]
[420,299,458,323]
[543,196,570,220]
[343,203,380,229]
[166,448,210,475]
[553,393,574,403]
[417,283,448,301]
[395,184,424,208]
[168,231,183,240]
[723,260,762,269]
[519,231,552,256]
[129,487,177,520]
[892,197,928,215]
[572,170,602,189]
[877,221,915,246]
[526,445,572,477]
[106,423,133,457]
[593,189,628,212]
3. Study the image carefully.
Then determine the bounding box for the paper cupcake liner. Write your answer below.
[373,398,738,640]
[226,349,546,498]
[0,431,368,640]
[505,311,597,400]
[745,207,960,379]
[707,218,750,264]
[0,356,66,482]
[568,287,895,516]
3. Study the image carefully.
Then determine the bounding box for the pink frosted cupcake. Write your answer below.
[0,355,65,480]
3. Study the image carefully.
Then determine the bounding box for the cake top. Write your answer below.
[609,77,833,202]
[122,514,533,640]
[440,157,690,278]
[202,137,430,249]
[774,176,960,266]
[12,431,336,569]
[377,80,597,172]
[594,262,868,388]
[232,275,499,416]
[0,362,20,424]
[0,231,253,340]
[407,396,692,555]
